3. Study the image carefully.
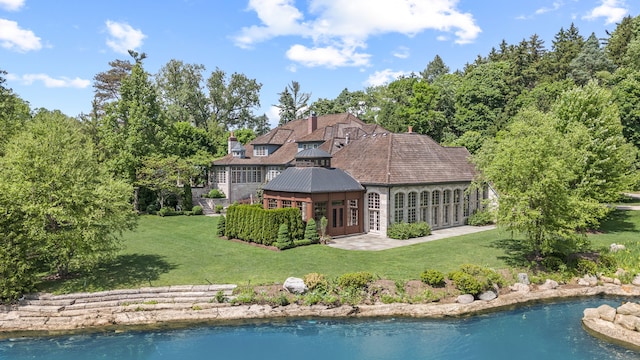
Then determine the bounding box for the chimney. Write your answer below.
[345,133,350,145]
[407,125,413,134]
[308,112,317,134]
[227,131,237,154]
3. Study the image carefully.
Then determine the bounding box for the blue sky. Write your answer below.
[1,0,638,128]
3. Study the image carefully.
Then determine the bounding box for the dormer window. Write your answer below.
[255,145,268,157]
[231,143,246,158]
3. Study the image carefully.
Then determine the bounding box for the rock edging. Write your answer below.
[583,302,640,351]
[2,283,640,337]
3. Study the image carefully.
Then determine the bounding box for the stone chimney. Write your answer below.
[308,113,317,134]
[228,131,237,154]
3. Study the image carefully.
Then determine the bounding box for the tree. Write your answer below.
[553,81,636,204]
[540,23,584,82]
[206,67,262,130]
[455,61,510,136]
[136,155,196,209]
[0,69,31,155]
[569,33,616,85]
[474,109,590,259]
[612,69,640,148]
[100,55,168,184]
[421,55,450,83]
[92,58,133,118]
[0,110,136,295]
[276,81,310,125]
[605,15,639,67]
[155,59,210,128]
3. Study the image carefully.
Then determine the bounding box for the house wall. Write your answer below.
[263,190,365,237]
[363,186,389,235]
[386,182,483,230]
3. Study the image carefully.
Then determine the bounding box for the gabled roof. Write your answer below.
[213,113,378,166]
[262,167,364,193]
[330,133,476,185]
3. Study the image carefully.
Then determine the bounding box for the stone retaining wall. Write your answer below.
[3,283,640,337]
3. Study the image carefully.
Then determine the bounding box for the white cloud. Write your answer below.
[393,46,410,59]
[286,43,370,68]
[364,69,411,87]
[0,19,41,52]
[267,105,281,128]
[535,1,563,15]
[583,0,628,24]
[0,0,24,11]
[105,20,146,54]
[20,73,90,88]
[235,0,481,68]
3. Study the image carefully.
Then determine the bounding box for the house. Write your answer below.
[211,113,486,236]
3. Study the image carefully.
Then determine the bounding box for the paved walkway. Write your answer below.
[327,225,496,251]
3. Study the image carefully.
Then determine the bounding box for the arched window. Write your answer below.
[453,189,462,223]
[368,192,381,232]
[420,191,430,224]
[394,192,405,223]
[431,190,440,226]
[443,190,451,225]
[407,192,417,223]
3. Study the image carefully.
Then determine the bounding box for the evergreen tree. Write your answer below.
[304,219,320,243]
[569,33,616,85]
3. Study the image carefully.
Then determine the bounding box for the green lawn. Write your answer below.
[41,210,640,294]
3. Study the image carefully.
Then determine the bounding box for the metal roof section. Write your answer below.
[295,148,332,159]
[262,167,364,193]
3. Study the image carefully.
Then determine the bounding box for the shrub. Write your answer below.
[467,209,494,226]
[215,215,226,237]
[206,189,226,198]
[182,185,193,211]
[387,222,431,239]
[575,259,598,276]
[420,269,445,287]
[158,207,176,217]
[304,273,329,293]
[215,204,224,214]
[146,204,158,214]
[292,239,313,247]
[448,264,505,296]
[192,205,203,215]
[337,272,374,291]
[448,271,483,295]
[276,223,293,250]
[304,218,320,243]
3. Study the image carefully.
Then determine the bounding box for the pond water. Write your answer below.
[1,297,637,360]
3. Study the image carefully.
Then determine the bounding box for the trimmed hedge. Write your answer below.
[225,204,305,246]
[387,221,431,239]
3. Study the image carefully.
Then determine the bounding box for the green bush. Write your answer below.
[447,264,505,296]
[337,272,374,291]
[448,271,483,295]
[206,189,226,198]
[215,215,226,237]
[467,209,494,226]
[303,272,329,293]
[387,222,431,239]
[575,259,598,276]
[215,204,224,213]
[192,205,203,215]
[146,204,158,214]
[158,207,177,217]
[420,269,445,287]
[304,218,320,243]
[225,204,304,246]
[292,239,313,247]
[276,223,293,250]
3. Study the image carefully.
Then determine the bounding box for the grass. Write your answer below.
[40,210,640,294]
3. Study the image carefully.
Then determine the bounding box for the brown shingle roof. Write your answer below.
[213,113,377,166]
[331,133,476,185]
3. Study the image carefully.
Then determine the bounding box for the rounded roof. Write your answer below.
[295,148,331,159]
